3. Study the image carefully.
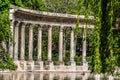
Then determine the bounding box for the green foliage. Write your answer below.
[87,0,119,74]
[10,0,23,7]
[74,55,82,65]
[90,0,102,74]
[22,0,48,11]
[45,0,80,14]
[0,0,11,43]
[0,0,10,11]
[113,30,120,67]
[0,0,119,73]
[100,0,116,74]
[0,48,17,70]
[0,0,17,70]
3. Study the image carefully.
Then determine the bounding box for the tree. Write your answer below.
[0,0,17,70]
[100,0,116,74]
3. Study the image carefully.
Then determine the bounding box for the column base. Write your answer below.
[20,61,27,71]
[59,61,64,66]
[70,61,76,70]
[27,61,34,71]
[37,61,44,70]
[14,60,22,71]
[48,61,54,70]
[94,74,100,80]
[82,61,88,71]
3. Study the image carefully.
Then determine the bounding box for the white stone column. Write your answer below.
[48,26,52,61]
[37,25,43,70]
[9,8,15,58]
[82,25,87,67]
[59,26,63,62]
[9,21,14,58]
[70,27,75,63]
[14,22,19,60]
[48,26,54,70]
[29,25,33,60]
[38,26,42,61]
[20,23,26,60]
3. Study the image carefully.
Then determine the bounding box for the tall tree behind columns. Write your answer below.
[91,0,102,74]
[100,0,115,74]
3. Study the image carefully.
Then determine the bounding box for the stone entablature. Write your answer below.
[10,5,94,28]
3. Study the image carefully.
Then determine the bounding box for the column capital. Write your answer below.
[21,22,27,27]
[48,25,52,29]
[38,26,42,30]
[83,25,86,28]
[29,25,33,30]
[59,26,64,32]
[38,24,44,27]
[14,21,20,26]
[70,27,75,30]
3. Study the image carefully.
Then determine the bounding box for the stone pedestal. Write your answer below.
[24,61,27,71]
[82,73,89,80]
[82,62,88,71]
[20,61,27,71]
[27,61,34,71]
[48,61,54,70]
[108,75,114,80]
[94,74,100,80]
[59,61,64,66]
[70,61,76,70]
[14,61,22,71]
[38,61,44,70]
[59,61,64,70]
[22,61,27,71]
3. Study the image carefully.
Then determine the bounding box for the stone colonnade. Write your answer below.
[12,21,87,63]
[10,20,88,71]
[9,5,91,71]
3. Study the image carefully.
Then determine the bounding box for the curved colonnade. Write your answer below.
[9,5,94,72]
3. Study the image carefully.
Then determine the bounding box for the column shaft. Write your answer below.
[48,26,52,61]
[59,26,63,62]
[14,22,19,60]
[70,27,75,62]
[20,23,25,60]
[82,25,87,65]
[9,20,14,58]
[38,26,42,61]
[9,8,15,58]
[29,26,33,60]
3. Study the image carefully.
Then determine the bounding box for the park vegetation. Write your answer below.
[0,0,120,75]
